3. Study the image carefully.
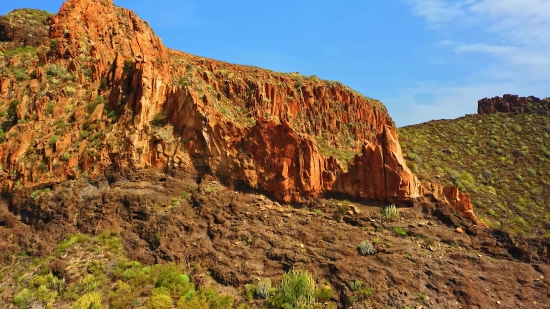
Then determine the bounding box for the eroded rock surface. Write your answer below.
[0,0,482,224]
[478,94,550,115]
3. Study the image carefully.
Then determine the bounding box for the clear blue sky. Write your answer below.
[2,0,549,127]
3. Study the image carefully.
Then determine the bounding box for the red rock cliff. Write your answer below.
[0,0,484,225]
[478,94,550,115]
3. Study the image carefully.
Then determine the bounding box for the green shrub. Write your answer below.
[50,39,58,50]
[46,64,67,77]
[14,68,27,80]
[350,280,363,291]
[254,278,271,299]
[315,285,332,302]
[147,288,173,309]
[393,227,407,237]
[49,135,59,146]
[45,101,55,114]
[406,152,422,164]
[7,99,19,117]
[30,190,42,199]
[383,204,399,220]
[80,131,90,138]
[71,292,102,309]
[87,95,105,113]
[272,269,316,309]
[14,288,33,309]
[358,240,375,255]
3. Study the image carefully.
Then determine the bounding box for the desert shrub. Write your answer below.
[49,135,59,145]
[80,131,90,138]
[50,39,58,50]
[87,260,103,275]
[108,281,134,309]
[383,204,399,220]
[7,99,19,117]
[71,292,102,309]
[14,68,27,80]
[255,278,271,299]
[270,269,316,309]
[358,241,375,256]
[44,101,55,114]
[61,151,70,161]
[14,288,33,309]
[87,95,105,113]
[3,46,37,58]
[315,285,333,303]
[350,280,363,291]
[64,85,76,96]
[30,190,42,199]
[46,64,67,77]
[393,227,407,237]
[54,118,67,129]
[406,152,422,164]
[82,274,100,292]
[154,263,190,291]
[147,287,173,309]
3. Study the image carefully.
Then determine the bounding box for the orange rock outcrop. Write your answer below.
[478,94,550,115]
[0,0,485,226]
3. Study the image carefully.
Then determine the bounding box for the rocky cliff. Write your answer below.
[478,94,550,115]
[0,0,484,224]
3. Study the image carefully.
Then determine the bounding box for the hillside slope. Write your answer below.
[1,168,549,309]
[0,2,548,309]
[399,95,550,236]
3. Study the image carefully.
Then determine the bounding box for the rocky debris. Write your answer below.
[1,169,549,308]
[478,94,550,115]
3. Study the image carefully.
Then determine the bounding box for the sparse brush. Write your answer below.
[358,241,375,256]
[275,268,316,309]
[14,289,33,309]
[384,204,399,220]
[255,278,271,299]
[350,280,363,291]
[71,292,102,309]
[46,64,67,77]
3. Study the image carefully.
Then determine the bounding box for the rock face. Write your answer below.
[0,0,483,225]
[478,94,550,115]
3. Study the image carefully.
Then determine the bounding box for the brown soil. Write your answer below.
[1,168,548,308]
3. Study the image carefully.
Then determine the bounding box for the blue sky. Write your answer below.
[2,0,550,127]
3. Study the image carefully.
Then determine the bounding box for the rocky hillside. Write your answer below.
[1,168,549,309]
[0,1,549,308]
[0,8,52,50]
[399,95,550,237]
[0,0,480,222]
